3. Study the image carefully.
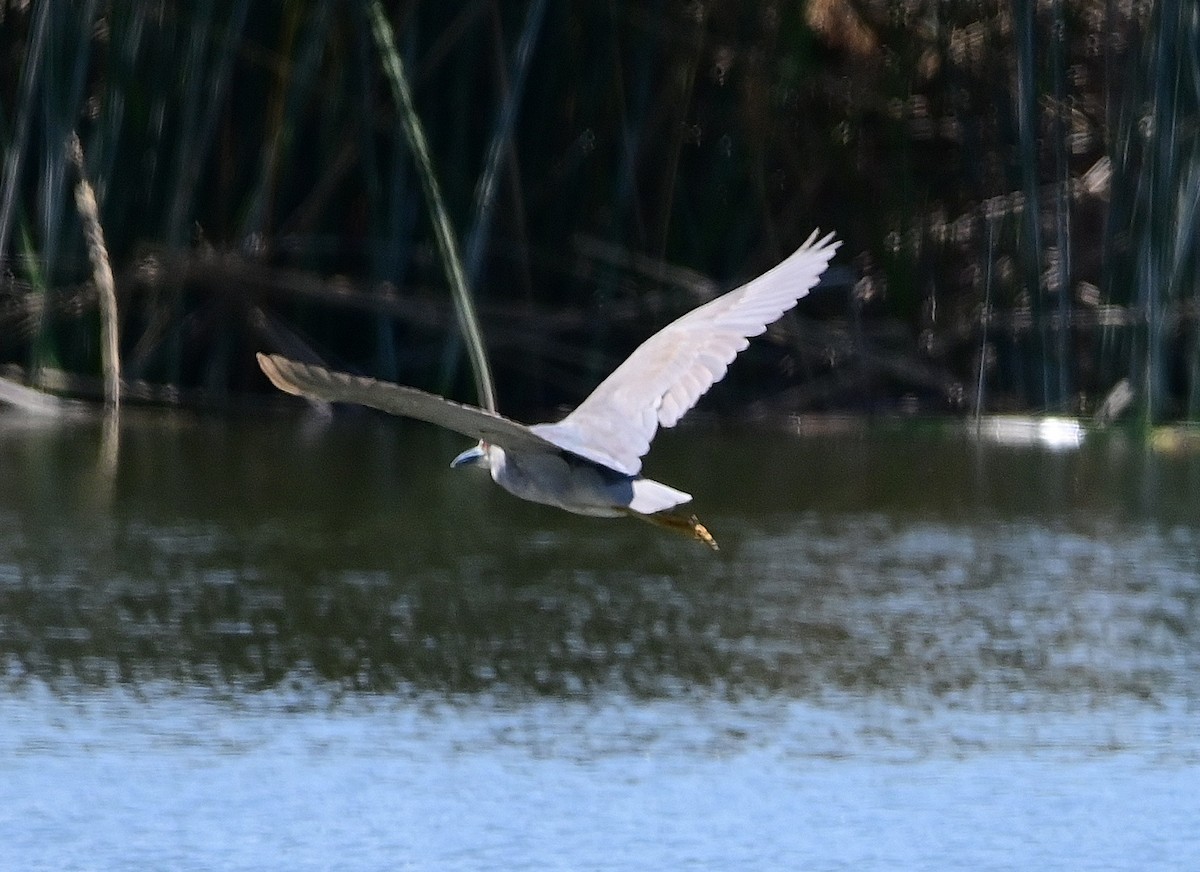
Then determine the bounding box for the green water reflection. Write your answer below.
[1,409,1197,706]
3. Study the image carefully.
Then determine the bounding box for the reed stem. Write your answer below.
[368,1,497,413]
[68,132,121,408]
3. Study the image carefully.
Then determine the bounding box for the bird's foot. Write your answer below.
[688,515,719,551]
[635,510,719,551]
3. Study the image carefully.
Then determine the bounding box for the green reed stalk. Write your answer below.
[1049,0,1072,408]
[242,0,332,240]
[165,0,249,247]
[352,2,404,382]
[464,0,546,284]
[368,0,497,413]
[0,0,48,272]
[1131,0,1199,425]
[434,0,547,396]
[1014,0,1048,409]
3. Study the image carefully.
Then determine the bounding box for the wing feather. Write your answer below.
[546,230,839,474]
[256,353,559,455]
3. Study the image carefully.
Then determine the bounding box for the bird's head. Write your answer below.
[450,440,491,470]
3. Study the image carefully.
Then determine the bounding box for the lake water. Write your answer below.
[1,408,1198,870]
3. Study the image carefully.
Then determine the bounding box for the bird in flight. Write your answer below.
[258,229,839,550]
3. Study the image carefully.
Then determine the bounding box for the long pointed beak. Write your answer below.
[451,444,487,469]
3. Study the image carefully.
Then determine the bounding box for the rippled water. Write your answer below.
[1,409,1198,870]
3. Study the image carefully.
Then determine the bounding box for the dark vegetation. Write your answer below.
[0,0,1197,423]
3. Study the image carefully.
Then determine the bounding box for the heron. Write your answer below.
[258,229,839,550]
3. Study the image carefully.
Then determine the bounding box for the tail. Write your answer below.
[627,477,692,514]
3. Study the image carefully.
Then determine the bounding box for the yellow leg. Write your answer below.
[629,510,720,551]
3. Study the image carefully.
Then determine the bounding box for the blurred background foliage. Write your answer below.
[0,0,1197,422]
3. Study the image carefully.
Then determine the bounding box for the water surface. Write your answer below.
[1,409,1197,870]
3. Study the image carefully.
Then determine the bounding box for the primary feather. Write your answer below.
[256,353,558,456]
[535,229,840,475]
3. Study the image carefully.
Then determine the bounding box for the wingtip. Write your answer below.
[256,351,304,397]
[802,227,842,254]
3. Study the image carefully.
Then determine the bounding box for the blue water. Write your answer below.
[1,411,1198,869]
[3,689,1197,871]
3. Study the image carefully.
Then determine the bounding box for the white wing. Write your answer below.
[257,353,559,455]
[534,230,840,475]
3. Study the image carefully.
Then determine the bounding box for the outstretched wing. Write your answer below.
[256,353,560,455]
[538,230,840,475]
